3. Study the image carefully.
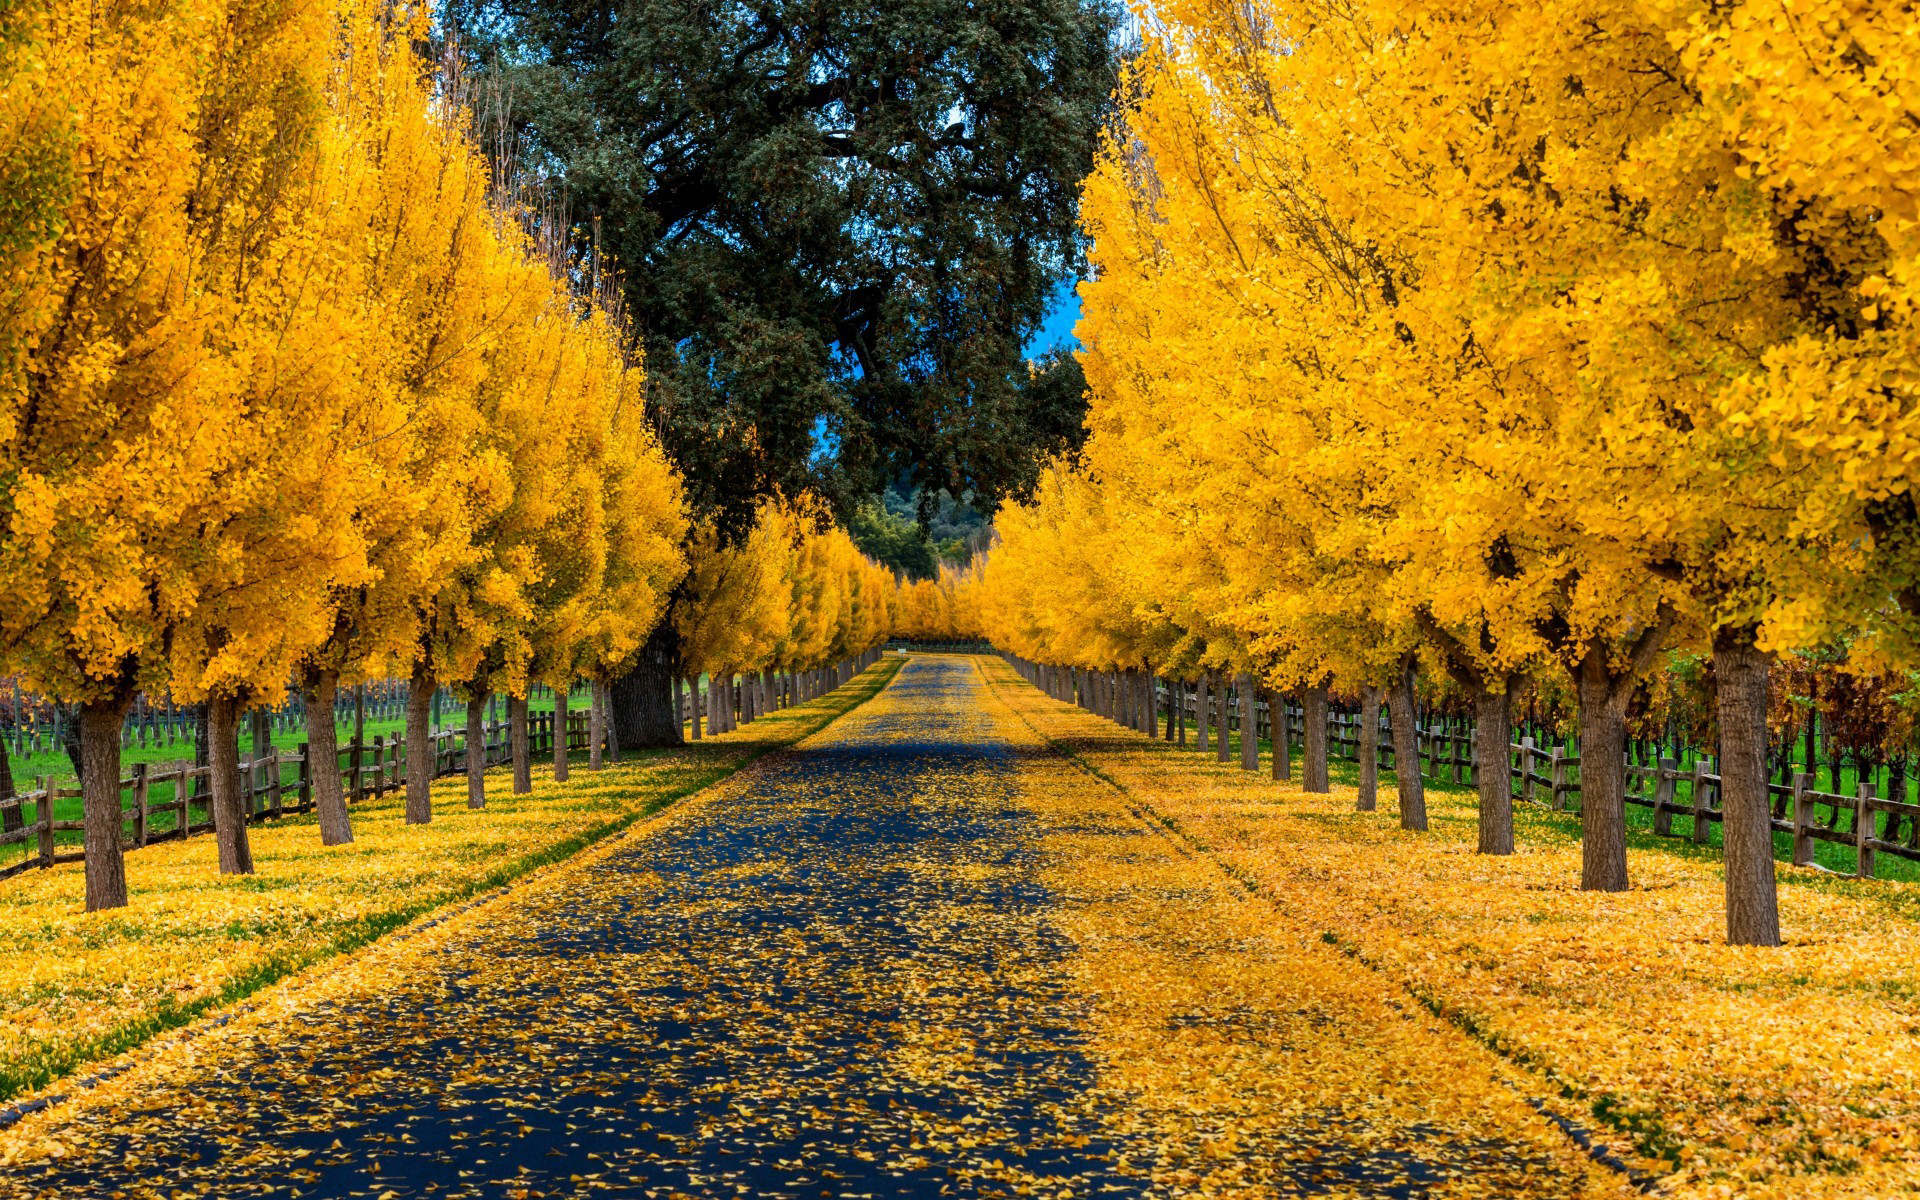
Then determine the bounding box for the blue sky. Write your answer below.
[1026,279,1082,357]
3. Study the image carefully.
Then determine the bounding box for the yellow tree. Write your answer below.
[0,0,382,901]
[297,0,502,843]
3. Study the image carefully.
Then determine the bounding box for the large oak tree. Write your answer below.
[452,0,1121,743]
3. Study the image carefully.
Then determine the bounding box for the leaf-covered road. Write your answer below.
[1,658,1631,1198]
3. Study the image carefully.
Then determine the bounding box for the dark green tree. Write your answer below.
[454,0,1118,743]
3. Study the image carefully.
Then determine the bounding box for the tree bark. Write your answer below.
[207,694,254,876]
[58,700,83,787]
[1195,674,1210,752]
[1715,625,1781,946]
[1387,658,1427,830]
[1216,673,1232,764]
[552,681,570,782]
[0,734,16,834]
[1575,643,1631,892]
[302,668,353,845]
[1303,682,1330,792]
[1237,672,1259,771]
[689,676,704,740]
[610,617,683,748]
[1357,685,1380,812]
[510,694,531,794]
[466,690,487,810]
[1474,682,1516,855]
[589,679,605,770]
[80,697,133,909]
[406,661,435,824]
[1271,690,1291,781]
[604,680,622,763]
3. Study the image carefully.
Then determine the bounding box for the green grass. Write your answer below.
[0,679,788,863]
[1142,720,1920,885]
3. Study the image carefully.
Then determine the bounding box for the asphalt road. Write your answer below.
[1,657,1619,1199]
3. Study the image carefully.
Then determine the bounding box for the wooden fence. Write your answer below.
[0,646,885,882]
[1007,658,1920,880]
[0,711,586,881]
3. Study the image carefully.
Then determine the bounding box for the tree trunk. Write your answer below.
[207,694,254,876]
[1237,673,1259,771]
[1357,685,1380,812]
[58,700,83,786]
[604,680,622,763]
[553,681,570,782]
[1303,682,1330,792]
[690,676,704,740]
[609,618,683,748]
[1575,642,1631,892]
[1473,681,1516,855]
[191,701,210,799]
[1715,625,1781,946]
[1271,690,1291,781]
[589,680,605,770]
[80,697,133,909]
[406,661,435,825]
[510,695,531,794]
[1216,673,1232,764]
[0,734,16,834]
[1196,674,1210,752]
[466,691,487,810]
[1387,659,1427,830]
[303,669,353,845]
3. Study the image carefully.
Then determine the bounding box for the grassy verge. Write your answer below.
[0,657,901,1106]
[982,657,1920,1199]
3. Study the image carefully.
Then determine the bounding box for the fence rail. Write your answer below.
[0,713,585,881]
[0,647,886,882]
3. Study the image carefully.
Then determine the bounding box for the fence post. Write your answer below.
[173,759,189,835]
[1652,757,1677,836]
[1519,737,1535,804]
[36,777,53,866]
[1549,748,1567,811]
[133,762,150,848]
[1692,763,1716,845]
[269,753,284,818]
[298,743,312,812]
[1791,773,1815,866]
[371,735,385,799]
[1856,782,1876,879]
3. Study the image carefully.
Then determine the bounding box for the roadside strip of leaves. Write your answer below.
[975,655,1920,1199]
[0,658,903,1113]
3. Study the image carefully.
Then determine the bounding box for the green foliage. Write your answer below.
[849,486,991,579]
[451,0,1118,535]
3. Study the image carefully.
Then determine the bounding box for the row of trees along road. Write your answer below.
[975,0,1920,947]
[448,0,1126,743]
[0,0,897,911]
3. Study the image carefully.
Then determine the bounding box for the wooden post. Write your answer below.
[371,735,385,799]
[173,759,190,835]
[298,742,312,812]
[36,776,53,866]
[133,762,150,848]
[1856,782,1877,879]
[269,752,284,818]
[1652,756,1678,836]
[1548,747,1566,810]
[1693,761,1717,845]
[1686,759,1706,842]
[1518,737,1535,804]
[1791,772,1815,866]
